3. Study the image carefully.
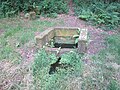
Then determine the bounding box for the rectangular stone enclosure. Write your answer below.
[35,27,88,55]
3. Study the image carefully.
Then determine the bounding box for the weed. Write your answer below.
[73,0,120,30]
[0,45,12,60]
[73,28,81,44]
[32,20,56,30]
[44,13,58,18]
[39,0,68,15]
[4,25,23,38]
[105,34,120,64]
[0,37,7,46]
[18,31,34,45]
[0,0,68,18]
[107,79,120,90]
[85,33,120,89]
[33,49,83,89]
[60,52,83,76]
[0,45,21,64]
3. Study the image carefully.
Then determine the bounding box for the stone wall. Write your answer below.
[35,27,88,54]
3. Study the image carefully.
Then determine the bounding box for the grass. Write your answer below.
[18,31,34,45]
[92,33,120,64]
[0,17,57,63]
[33,49,83,90]
[87,33,120,90]
[32,33,120,90]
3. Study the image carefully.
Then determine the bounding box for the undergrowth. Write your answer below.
[33,34,120,90]
[73,0,120,30]
[33,49,83,90]
[0,0,69,18]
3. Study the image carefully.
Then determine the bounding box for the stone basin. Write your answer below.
[35,27,88,55]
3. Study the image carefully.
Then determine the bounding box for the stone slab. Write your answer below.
[54,36,75,44]
[35,28,54,48]
[35,27,88,54]
[78,29,88,53]
[54,27,79,37]
[45,47,75,56]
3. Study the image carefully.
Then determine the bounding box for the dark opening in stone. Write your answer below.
[49,57,61,74]
[54,43,78,48]
[49,36,78,48]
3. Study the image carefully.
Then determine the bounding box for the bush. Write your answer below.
[39,0,68,15]
[0,0,69,18]
[33,49,83,89]
[73,0,120,30]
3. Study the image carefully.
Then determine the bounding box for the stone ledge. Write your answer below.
[45,47,75,56]
[78,29,88,53]
[35,27,88,54]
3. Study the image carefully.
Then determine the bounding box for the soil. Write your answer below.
[0,29,5,35]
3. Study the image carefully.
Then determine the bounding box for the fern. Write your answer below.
[74,0,120,30]
[0,0,68,18]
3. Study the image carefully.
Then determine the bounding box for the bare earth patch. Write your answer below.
[0,29,5,35]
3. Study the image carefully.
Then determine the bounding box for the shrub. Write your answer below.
[33,49,83,89]
[0,0,68,18]
[39,0,68,15]
[73,0,120,30]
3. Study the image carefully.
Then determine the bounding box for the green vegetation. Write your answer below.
[33,32,120,90]
[73,0,120,30]
[0,0,68,18]
[33,49,83,90]
[92,34,120,65]
[0,0,120,89]
[86,33,120,89]
[18,31,34,45]
[39,0,68,17]
[73,29,81,44]
[0,18,57,63]
[105,34,120,64]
